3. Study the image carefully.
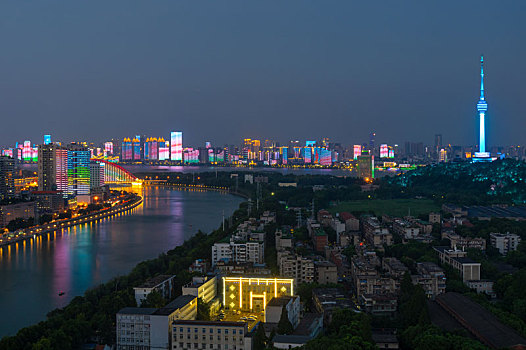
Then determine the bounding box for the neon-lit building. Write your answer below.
[357,154,374,180]
[44,135,51,145]
[22,141,32,161]
[321,149,332,166]
[104,142,114,155]
[67,145,90,196]
[303,147,312,164]
[158,139,169,161]
[388,149,395,158]
[132,138,141,161]
[353,145,362,160]
[183,148,199,164]
[380,144,389,158]
[281,147,288,165]
[171,131,183,161]
[121,138,132,161]
[55,148,68,195]
[222,277,294,313]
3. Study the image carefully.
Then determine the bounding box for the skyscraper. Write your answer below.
[474,55,492,162]
[67,145,90,196]
[170,131,183,162]
[0,156,15,200]
[357,154,374,181]
[38,144,57,191]
[44,135,51,145]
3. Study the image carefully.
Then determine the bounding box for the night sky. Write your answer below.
[0,1,525,147]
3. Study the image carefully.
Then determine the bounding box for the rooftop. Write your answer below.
[154,295,196,315]
[267,296,295,307]
[436,292,526,348]
[272,335,311,345]
[117,307,157,315]
[135,274,175,289]
[173,320,246,327]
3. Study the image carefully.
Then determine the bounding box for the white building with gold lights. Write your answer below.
[222,277,294,313]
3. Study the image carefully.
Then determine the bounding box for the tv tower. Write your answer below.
[474,55,492,162]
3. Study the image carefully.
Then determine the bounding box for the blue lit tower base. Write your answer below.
[472,55,494,163]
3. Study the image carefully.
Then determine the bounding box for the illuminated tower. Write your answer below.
[474,55,491,161]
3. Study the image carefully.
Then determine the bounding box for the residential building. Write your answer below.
[172,320,251,350]
[279,251,315,284]
[360,294,397,316]
[189,259,210,274]
[312,227,328,252]
[312,288,355,326]
[412,262,446,299]
[429,212,441,224]
[361,216,393,248]
[272,335,311,349]
[275,230,293,251]
[0,156,15,200]
[116,295,197,350]
[0,201,36,228]
[433,247,481,282]
[182,276,217,303]
[339,212,359,231]
[314,261,338,285]
[392,218,420,239]
[265,296,301,328]
[490,233,521,255]
[134,275,176,306]
[466,280,495,298]
[445,233,486,251]
[212,237,265,266]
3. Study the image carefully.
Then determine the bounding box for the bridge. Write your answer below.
[91,159,141,185]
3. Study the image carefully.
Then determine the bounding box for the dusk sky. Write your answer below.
[0,1,525,148]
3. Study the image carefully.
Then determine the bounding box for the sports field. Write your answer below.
[329,199,440,218]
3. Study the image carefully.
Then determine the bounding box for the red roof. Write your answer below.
[340,212,356,221]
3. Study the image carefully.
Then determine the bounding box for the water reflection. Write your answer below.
[0,187,243,337]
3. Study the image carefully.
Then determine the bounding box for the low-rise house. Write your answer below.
[490,232,521,255]
[134,275,176,306]
[265,296,301,328]
[339,212,360,231]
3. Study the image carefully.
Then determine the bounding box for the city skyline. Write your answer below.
[0,1,525,146]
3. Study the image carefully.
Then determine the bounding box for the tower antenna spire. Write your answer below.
[480,55,485,100]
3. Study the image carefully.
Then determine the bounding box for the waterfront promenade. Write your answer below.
[0,195,143,248]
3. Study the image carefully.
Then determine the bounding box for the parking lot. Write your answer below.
[216,309,263,331]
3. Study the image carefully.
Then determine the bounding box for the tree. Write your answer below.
[277,307,293,335]
[140,290,166,308]
[197,297,211,321]
[253,322,267,350]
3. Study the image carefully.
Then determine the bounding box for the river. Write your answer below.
[0,186,244,337]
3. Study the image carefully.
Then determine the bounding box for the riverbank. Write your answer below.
[0,195,143,248]
[0,188,247,348]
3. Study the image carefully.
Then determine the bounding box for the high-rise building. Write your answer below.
[353,145,362,160]
[38,144,57,191]
[369,132,376,151]
[89,161,104,189]
[170,131,183,161]
[434,134,442,152]
[67,145,90,196]
[474,55,492,162]
[0,156,15,200]
[44,135,51,145]
[357,154,374,180]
